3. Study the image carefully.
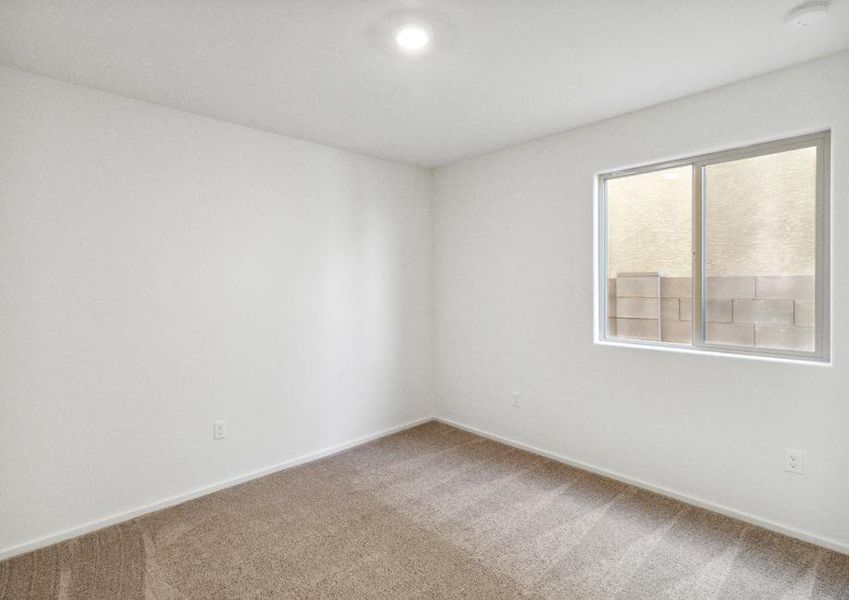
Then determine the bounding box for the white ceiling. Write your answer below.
[1,1,848,167]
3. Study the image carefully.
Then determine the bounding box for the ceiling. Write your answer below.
[1,1,848,167]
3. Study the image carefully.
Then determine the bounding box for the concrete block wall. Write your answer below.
[608,273,814,351]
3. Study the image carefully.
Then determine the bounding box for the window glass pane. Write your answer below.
[606,165,692,343]
[704,146,816,352]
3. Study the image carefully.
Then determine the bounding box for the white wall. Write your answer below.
[0,66,433,555]
[433,51,849,551]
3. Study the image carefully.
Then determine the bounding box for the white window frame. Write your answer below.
[597,131,830,363]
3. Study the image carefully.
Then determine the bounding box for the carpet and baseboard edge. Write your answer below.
[434,416,849,556]
[0,416,434,562]
[4,414,846,561]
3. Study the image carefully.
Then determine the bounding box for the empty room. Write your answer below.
[1,1,849,598]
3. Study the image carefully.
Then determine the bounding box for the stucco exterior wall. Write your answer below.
[607,146,816,278]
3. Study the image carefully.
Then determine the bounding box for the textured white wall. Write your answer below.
[0,66,433,555]
[433,51,849,550]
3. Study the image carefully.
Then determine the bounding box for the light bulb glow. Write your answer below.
[395,25,430,52]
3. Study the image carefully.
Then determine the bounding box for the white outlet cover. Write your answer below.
[785,449,804,474]
[213,420,226,440]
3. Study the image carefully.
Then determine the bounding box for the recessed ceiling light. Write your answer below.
[785,1,830,28]
[395,25,430,52]
[368,11,452,58]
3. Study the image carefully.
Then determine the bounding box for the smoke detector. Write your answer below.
[785,1,830,28]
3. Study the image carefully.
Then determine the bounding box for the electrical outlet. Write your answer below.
[511,392,521,409]
[213,420,226,441]
[785,449,804,474]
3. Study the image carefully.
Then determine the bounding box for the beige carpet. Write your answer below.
[2,422,848,599]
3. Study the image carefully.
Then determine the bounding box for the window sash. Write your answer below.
[598,131,830,362]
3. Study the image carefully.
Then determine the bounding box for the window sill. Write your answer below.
[595,338,830,366]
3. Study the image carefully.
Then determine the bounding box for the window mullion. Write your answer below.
[692,163,705,347]
[815,135,830,361]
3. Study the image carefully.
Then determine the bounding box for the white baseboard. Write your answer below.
[435,416,849,556]
[0,416,434,562]
[6,415,845,561]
